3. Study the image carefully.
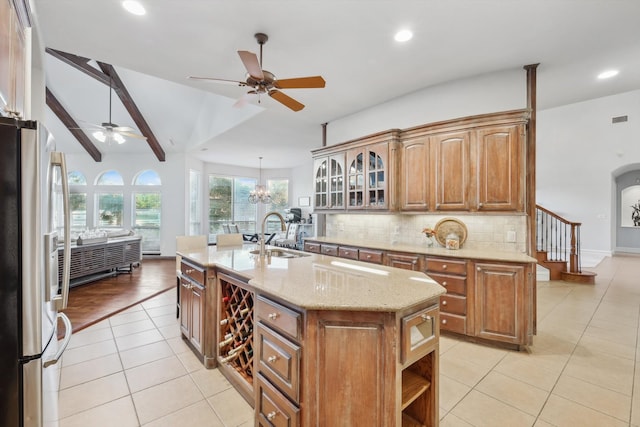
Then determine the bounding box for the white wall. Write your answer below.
[537,89,640,256]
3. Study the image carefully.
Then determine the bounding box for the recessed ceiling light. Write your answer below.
[122,1,146,16]
[394,29,413,43]
[597,69,619,80]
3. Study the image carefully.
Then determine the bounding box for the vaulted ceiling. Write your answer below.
[31,0,640,168]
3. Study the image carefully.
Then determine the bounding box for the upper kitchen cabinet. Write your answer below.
[400,134,430,211]
[312,129,400,212]
[476,124,524,211]
[432,131,472,211]
[313,153,346,210]
[0,0,27,118]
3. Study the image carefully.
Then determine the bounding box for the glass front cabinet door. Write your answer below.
[346,142,389,210]
[313,153,345,210]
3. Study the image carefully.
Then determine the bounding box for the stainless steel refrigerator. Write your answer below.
[0,117,72,427]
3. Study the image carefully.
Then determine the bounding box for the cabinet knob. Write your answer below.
[477,267,481,271]
[267,411,277,421]
[442,281,448,286]
[442,300,447,306]
[344,251,349,255]
[268,312,279,320]
[442,319,447,325]
[442,264,447,270]
[366,255,371,259]
[267,355,278,363]
[420,314,432,323]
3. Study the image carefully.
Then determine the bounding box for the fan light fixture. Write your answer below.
[394,29,413,42]
[248,157,272,204]
[122,1,146,16]
[93,129,126,144]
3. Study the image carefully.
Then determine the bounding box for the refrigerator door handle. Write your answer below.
[49,151,71,311]
[43,313,72,368]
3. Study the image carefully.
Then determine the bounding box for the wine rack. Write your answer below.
[218,275,254,385]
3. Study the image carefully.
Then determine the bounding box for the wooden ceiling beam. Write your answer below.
[45,48,111,86]
[97,62,166,162]
[45,87,102,162]
[45,49,166,161]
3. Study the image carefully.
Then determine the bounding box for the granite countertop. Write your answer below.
[178,244,446,312]
[305,236,538,264]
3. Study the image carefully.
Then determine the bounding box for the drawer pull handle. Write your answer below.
[420,314,432,323]
[442,319,447,325]
[366,255,371,259]
[442,281,448,286]
[267,355,278,363]
[442,300,447,306]
[267,411,277,421]
[442,264,447,270]
[344,251,349,255]
[268,313,279,320]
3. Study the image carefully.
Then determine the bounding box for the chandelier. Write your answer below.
[248,157,271,204]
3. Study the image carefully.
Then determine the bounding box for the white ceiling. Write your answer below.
[31,0,640,168]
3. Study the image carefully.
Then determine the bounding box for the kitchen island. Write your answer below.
[178,243,446,427]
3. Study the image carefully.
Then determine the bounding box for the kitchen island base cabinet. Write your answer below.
[179,260,206,358]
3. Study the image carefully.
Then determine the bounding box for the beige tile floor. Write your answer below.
[54,254,639,426]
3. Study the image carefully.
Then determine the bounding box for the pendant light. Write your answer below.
[248,157,271,204]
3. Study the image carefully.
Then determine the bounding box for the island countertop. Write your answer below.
[178,244,446,312]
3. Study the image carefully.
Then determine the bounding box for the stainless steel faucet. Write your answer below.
[260,211,286,257]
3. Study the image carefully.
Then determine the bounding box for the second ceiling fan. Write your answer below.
[189,33,325,112]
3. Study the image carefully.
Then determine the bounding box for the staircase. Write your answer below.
[536,205,596,284]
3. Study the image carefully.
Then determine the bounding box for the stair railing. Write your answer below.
[535,204,583,273]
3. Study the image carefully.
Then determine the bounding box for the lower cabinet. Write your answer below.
[387,251,422,271]
[179,261,206,356]
[475,262,529,345]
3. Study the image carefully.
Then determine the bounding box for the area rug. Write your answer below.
[58,258,176,338]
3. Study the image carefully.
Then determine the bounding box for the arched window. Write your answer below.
[96,170,124,227]
[133,169,162,254]
[133,169,162,186]
[68,171,87,233]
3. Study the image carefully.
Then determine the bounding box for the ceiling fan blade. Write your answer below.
[269,90,304,112]
[118,131,147,140]
[237,50,264,80]
[188,76,248,86]
[275,76,326,89]
[113,126,136,133]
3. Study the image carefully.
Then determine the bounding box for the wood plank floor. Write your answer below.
[58,258,176,338]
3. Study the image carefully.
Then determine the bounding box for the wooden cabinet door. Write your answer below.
[190,282,205,354]
[179,278,191,337]
[476,125,524,211]
[432,131,471,211]
[474,262,525,345]
[314,154,346,210]
[346,142,389,210]
[400,139,429,210]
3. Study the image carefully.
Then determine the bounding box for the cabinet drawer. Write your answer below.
[427,273,466,295]
[359,249,384,264]
[181,261,205,285]
[440,312,466,335]
[256,295,302,341]
[303,241,320,253]
[257,373,300,427]
[257,323,301,403]
[338,246,359,260]
[425,258,467,276]
[440,294,466,315]
[320,244,338,256]
[401,305,438,365]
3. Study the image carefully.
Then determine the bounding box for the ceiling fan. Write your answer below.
[78,75,147,144]
[188,33,325,112]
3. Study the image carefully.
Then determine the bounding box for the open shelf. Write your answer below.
[401,369,431,410]
[402,412,427,427]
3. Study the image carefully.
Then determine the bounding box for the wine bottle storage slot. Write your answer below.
[219,277,254,383]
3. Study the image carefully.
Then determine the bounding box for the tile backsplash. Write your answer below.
[325,213,528,253]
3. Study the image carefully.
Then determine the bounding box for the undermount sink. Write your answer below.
[250,249,310,259]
